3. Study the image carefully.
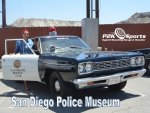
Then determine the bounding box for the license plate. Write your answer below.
[109,76,121,85]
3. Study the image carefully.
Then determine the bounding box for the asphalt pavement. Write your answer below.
[0,71,150,113]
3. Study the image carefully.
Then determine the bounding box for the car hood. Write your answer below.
[55,50,142,61]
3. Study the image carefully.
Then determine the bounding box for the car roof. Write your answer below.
[36,35,79,39]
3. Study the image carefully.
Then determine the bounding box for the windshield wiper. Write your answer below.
[68,46,92,51]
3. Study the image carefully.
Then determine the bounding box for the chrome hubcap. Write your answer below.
[54,80,60,92]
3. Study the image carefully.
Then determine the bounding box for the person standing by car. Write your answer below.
[15,29,33,91]
[15,29,33,54]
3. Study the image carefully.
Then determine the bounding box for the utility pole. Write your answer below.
[2,0,7,28]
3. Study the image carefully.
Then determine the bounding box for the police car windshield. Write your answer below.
[40,36,91,53]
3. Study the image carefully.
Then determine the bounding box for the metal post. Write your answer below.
[86,0,90,18]
[91,0,93,18]
[2,0,7,28]
[95,0,99,18]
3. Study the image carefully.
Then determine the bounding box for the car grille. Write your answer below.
[93,58,131,71]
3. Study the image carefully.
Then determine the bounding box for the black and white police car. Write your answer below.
[2,35,146,97]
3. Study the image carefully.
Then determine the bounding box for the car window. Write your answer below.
[40,37,91,53]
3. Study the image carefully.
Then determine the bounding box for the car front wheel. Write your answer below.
[49,72,72,98]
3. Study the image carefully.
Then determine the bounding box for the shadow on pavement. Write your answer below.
[0,79,141,113]
[142,73,150,78]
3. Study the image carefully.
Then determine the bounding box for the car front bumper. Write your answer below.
[73,69,146,89]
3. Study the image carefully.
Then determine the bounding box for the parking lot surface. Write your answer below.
[0,70,150,113]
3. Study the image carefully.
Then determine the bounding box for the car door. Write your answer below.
[2,39,41,82]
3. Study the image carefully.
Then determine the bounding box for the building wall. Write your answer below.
[0,24,150,58]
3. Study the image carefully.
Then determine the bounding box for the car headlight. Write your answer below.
[78,63,84,74]
[78,62,93,75]
[136,57,142,65]
[85,63,92,72]
[131,57,136,66]
[136,56,145,65]
[142,56,145,65]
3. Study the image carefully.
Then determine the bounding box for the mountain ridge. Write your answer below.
[10,12,150,27]
[116,12,150,24]
[10,18,81,27]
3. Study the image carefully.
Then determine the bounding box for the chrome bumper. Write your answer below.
[73,69,146,89]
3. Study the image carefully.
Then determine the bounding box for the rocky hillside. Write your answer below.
[117,12,150,24]
[10,12,150,26]
[10,18,81,27]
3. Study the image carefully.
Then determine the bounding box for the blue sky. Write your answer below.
[0,0,150,25]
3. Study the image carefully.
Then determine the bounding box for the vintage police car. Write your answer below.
[2,36,146,96]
